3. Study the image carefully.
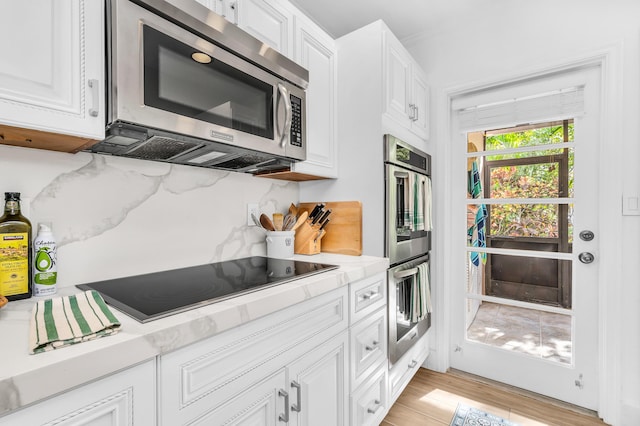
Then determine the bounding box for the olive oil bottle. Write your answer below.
[0,192,32,300]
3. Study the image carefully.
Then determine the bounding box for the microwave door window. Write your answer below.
[143,25,274,139]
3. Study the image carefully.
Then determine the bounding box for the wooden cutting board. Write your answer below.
[298,201,362,256]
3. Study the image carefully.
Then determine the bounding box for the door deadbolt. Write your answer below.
[578,252,595,264]
[579,230,595,241]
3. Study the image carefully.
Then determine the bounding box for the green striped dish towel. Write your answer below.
[29,290,121,355]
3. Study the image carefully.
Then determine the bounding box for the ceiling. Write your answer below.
[287,0,475,41]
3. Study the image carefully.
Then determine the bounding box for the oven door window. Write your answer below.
[143,25,274,139]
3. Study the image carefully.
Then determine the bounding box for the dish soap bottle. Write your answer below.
[33,222,57,297]
[0,192,32,300]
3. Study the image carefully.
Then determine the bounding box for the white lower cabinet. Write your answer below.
[389,332,430,405]
[0,360,156,426]
[348,272,389,426]
[158,287,349,425]
[351,367,388,426]
[187,369,288,426]
[288,332,349,426]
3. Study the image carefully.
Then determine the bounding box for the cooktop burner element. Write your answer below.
[76,257,338,323]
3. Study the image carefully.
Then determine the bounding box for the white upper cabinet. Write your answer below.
[236,0,294,56]
[0,1,105,150]
[287,13,338,179]
[384,30,429,140]
[196,0,238,24]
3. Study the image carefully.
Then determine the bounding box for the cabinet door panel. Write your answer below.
[237,0,293,56]
[0,361,155,426]
[411,70,429,139]
[291,23,337,177]
[288,332,349,426]
[190,369,287,426]
[384,33,412,128]
[0,1,104,140]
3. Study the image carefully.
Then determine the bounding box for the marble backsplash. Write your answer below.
[0,145,298,286]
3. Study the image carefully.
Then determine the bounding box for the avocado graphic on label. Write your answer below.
[35,249,52,272]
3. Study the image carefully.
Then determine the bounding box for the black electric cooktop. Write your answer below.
[76,257,338,323]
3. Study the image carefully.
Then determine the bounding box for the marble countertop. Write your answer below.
[0,253,388,417]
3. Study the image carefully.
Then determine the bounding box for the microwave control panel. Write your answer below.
[290,95,303,147]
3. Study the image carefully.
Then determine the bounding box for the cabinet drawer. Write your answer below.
[159,287,348,425]
[349,273,386,324]
[350,367,388,426]
[350,307,387,391]
[389,333,429,404]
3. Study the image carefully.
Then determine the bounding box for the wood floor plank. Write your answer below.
[393,383,459,423]
[383,402,448,425]
[383,368,609,426]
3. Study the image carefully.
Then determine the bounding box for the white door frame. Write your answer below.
[429,46,623,425]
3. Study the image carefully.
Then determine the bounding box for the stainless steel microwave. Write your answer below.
[90,0,308,173]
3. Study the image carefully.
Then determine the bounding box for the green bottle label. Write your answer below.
[0,232,29,296]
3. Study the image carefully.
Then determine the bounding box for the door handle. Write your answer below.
[579,230,595,241]
[88,79,99,117]
[291,380,302,413]
[578,252,594,264]
[408,103,416,120]
[276,83,292,149]
[278,389,289,422]
[394,268,418,279]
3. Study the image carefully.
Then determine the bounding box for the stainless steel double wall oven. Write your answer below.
[384,135,432,364]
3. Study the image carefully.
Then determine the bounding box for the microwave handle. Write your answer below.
[276,82,292,148]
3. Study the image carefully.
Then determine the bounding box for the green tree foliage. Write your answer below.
[485,123,573,238]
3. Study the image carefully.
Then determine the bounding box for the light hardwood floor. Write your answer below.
[382,369,609,426]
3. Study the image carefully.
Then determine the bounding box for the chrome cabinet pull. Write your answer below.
[413,105,419,121]
[88,79,99,117]
[291,380,302,413]
[367,399,381,414]
[361,290,378,300]
[365,340,379,351]
[276,83,292,148]
[408,360,418,368]
[278,389,289,422]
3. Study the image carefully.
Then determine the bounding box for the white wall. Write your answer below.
[405,1,640,423]
[0,145,297,286]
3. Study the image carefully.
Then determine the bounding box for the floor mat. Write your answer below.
[450,403,520,426]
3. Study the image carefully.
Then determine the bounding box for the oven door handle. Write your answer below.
[394,268,418,279]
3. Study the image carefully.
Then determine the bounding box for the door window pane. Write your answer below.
[465,300,572,364]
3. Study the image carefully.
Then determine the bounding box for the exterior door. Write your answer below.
[449,65,601,409]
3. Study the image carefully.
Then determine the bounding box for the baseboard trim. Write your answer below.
[447,368,601,419]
